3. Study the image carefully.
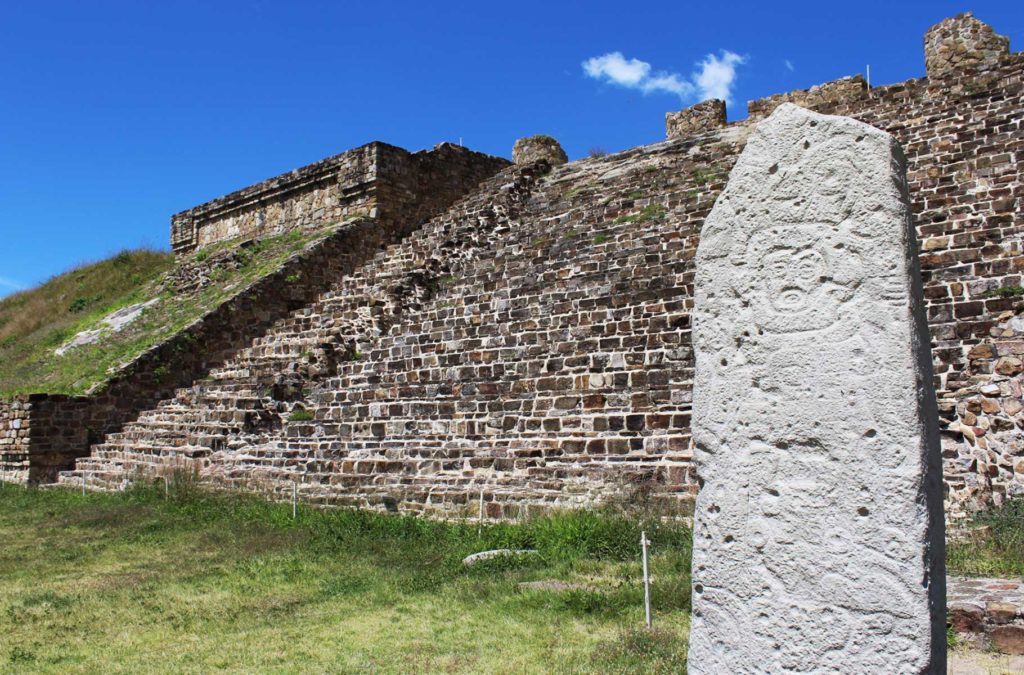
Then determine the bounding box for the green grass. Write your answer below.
[0,249,174,393]
[689,168,721,186]
[0,483,693,673]
[614,204,667,225]
[0,225,337,396]
[981,285,1024,299]
[287,408,314,422]
[947,496,1024,577]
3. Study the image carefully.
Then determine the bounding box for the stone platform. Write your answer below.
[948,576,1024,655]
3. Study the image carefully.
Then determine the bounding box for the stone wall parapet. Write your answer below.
[747,75,868,120]
[666,99,727,138]
[170,142,508,254]
[925,12,1011,79]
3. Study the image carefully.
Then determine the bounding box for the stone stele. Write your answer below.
[688,103,946,673]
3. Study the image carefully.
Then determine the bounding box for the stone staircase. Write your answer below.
[59,161,549,491]
[61,129,747,516]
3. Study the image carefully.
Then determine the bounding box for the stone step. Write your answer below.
[64,161,660,515]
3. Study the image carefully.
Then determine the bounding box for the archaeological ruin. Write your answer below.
[1,12,1022,530]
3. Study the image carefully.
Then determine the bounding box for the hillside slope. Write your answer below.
[0,250,173,394]
[0,226,336,396]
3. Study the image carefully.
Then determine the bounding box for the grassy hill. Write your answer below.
[0,225,337,396]
[0,250,174,395]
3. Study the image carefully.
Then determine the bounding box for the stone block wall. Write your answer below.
[373,142,513,239]
[1,219,456,484]
[746,75,868,119]
[925,12,1011,79]
[3,142,507,484]
[0,397,31,483]
[170,142,508,254]
[28,14,1024,525]
[0,395,99,484]
[244,13,1019,522]
[665,99,726,138]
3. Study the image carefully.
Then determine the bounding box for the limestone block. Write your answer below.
[689,103,946,672]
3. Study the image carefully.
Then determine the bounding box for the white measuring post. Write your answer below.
[477,489,485,535]
[82,472,87,496]
[292,483,298,520]
[163,476,170,499]
[641,530,652,629]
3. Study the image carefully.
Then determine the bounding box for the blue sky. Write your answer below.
[1,0,1021,296]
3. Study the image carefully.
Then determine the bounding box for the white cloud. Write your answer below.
[583,49,746,104]
[642,72,695,99]
[694,51,746,102]
[582,52,651,87]
[785,59,795,72]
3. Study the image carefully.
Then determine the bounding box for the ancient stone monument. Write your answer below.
[3,13,1021,530]
[689,103,946,671]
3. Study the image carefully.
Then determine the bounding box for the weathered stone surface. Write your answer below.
[925,12,1010,79]
[987,601,1019,624]
[512,135,568,166]
[947,576,1024,654]
[666,99,726,139]
[949,601,986,633]
[689,103,946,672]
[991,626,1024,655]
[747,75,867,120]
[55,299,159,356]
[517,580,589,592]
[462,549,539,567]
[171,142,508,254]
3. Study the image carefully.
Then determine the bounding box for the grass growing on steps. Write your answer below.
[0,225,335,396]
[0,483,693,673]
[947,496,1024,577]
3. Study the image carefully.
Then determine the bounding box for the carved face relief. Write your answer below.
[746,225,856,335]
[765,247,826,314]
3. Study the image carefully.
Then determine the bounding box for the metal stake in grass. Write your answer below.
[82,472,88,497]
[478,489,485,536]
[292,483,298,520]
[641,530,652,629]
[163,476,170,499]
